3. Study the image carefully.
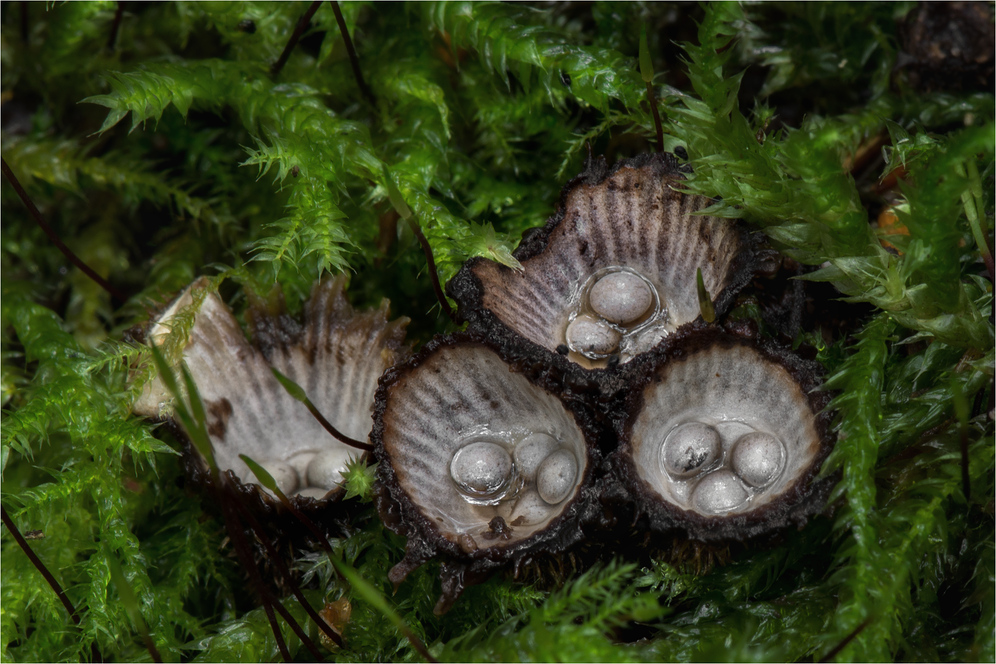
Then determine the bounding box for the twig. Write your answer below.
[2,506,81,623]
[232,495,344,651]
[2,506,103,662]
[329,1,376,106]
[408,217,455,323]
[301,398,373,452]
[818,617,872,662]
[271,1,322,76]
[271,369,373,452]
[1,158,127,303]
[382,165,456,322]
[220,497,293,662]
[106,2,124,51]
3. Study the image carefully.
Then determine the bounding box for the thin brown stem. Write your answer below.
[232,496,344,651]
[1,158,127,303]
[220,496,293,662]
[818,617,872,663]
[2,506,80,622]
[2,506,103,662]
[271,1,322,76]
[106,2,124,51]
[404,216,455,323]
[140,632,163,663]
[305,400,373,452]
[329,1,376,106]
[270,368,373,452]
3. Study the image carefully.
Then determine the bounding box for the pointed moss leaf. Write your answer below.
[330,556,426,657]
[639,28,654,84]
[270,368,309,405]
[85,104,130,135]
[382,165,413,221]
[239,454,283,498]
[342,458,376,502]
[463,223,523,272]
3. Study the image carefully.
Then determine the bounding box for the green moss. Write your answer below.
[2,2,993,661]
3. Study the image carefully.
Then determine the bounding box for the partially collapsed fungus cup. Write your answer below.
[372,335,600,613]
[612,324,834,541]
[448,152,763,369]
[133,276,409,507]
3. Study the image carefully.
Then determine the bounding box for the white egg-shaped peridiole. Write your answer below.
[536,450,579,505]
[258,459,299,495]
[565,315,621,357]
[731,432,785,488]
[450,441,513,498]
[691,470,749,514]
[661,422,721,478]
[589,271,654,325]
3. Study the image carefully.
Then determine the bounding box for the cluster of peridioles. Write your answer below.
[373,152,836,613]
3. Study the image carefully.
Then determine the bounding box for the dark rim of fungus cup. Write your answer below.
[611,323,835,542]
[372,333,605,614]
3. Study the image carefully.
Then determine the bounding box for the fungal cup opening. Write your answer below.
[378,344,589,551]
[453,154,755,370]
[626,342,821,519]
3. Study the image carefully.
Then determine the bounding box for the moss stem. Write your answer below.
[271,1,322,76]
[330,1,376,106]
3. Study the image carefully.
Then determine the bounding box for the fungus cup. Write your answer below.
[372,334,603,614]
[611,323,835,541]
[133,275,410,520]
[448,152,769,369]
